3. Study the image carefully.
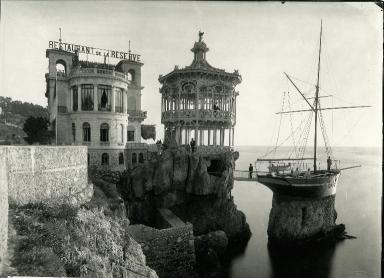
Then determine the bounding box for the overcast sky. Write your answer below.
[0,1,382,147]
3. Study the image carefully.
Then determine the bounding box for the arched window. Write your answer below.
[101,153,109,165]
[139,153,144,163]
[132,153,137,164]
[128,69,135,82]
[72,123,76,142]
[56,60,66,74]
[83,122,91,142]
[119,152,124,165]
[100,123,109,142]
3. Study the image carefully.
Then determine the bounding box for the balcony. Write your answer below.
[127,110,147,122]
[68,68,131,83]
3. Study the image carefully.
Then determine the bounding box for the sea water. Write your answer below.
[225,146,381,278]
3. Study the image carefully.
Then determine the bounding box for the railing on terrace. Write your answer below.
[69,67,131,82]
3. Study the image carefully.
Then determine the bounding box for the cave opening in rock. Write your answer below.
[207,159,225,177]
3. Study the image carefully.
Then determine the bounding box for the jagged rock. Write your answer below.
[153,150,173,195]
[180,196,251,243]
[172,147,189,191]
[194,230,228,256]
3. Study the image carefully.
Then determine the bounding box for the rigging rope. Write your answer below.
[273,91,286,158]
[318,102,333,158]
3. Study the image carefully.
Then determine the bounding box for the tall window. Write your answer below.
[101,153,109,165]
[132,153,137,164]
[83,122,91,142]
[120,124,124,143]
[81,84,94,111]
[98,85,112,111]
[139,153,144,163]
[100,123,109,142]
[115,88,123,113]
[71,123,76,142]
[72,86,78,111]
[119,152,124,165]
[127,130,135,142]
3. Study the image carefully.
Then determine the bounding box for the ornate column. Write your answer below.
[208,129,211,145]
[213,128,217,146]
[175,125,181,145]
[229,127,232,147]
[111,87,115,112]
[232,128,235,146]
[199,129,204,145]
[194,125,199,146]
[123,89,127,113]
[93,85,98,111]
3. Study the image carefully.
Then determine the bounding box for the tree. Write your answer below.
[23,116,52,144]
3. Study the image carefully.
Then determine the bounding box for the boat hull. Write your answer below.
[257,171,340,199]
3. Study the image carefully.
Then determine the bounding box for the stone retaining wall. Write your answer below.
[0,148,8,274]
[1,146,93,207]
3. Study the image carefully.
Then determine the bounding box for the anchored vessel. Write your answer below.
[256,22,368,199]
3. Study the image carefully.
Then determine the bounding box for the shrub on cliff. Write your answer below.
[11,203,157,277]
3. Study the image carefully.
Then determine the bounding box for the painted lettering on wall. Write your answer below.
[48,41,141,62]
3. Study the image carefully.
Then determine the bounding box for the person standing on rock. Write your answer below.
[249,163,254,179]
[190,138,196,153]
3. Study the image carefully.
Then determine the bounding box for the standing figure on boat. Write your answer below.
[327,156,332,171]
[249,163,254,179]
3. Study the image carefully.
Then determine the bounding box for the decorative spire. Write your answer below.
[189,31,212,69]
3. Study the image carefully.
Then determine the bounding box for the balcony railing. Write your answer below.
[162,109,234,122]
[115,106,123,113]
[69,68,131,83]
[127,110,147,118]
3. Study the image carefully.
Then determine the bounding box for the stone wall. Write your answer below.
[128,223,195,278]
[268,194,337,242]
[0,148,8,274]
[1,146,93,207]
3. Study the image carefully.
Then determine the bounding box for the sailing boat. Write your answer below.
[255,21,369,199]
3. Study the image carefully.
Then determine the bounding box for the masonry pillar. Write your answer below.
[78,88,82,111]
[123,89,127,113]
[200,129,204,145]
[175,126,180,145]
[229,127,232,147]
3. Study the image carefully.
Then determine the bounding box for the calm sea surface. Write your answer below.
[226,146,381,278]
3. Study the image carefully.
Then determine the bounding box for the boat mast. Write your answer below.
[314,21,322,173]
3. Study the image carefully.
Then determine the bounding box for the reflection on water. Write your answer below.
[268,242,335,278]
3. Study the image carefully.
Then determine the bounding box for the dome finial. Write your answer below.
[198,31,204,42]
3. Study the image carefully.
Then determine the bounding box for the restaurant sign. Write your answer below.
[49,41,141,62]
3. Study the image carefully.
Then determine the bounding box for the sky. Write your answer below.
[0,1,382,147]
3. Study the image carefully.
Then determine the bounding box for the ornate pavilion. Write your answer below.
[159,32,241,149]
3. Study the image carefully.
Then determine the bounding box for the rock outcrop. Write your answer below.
[118,147,250,241]
[267,194,352,245]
